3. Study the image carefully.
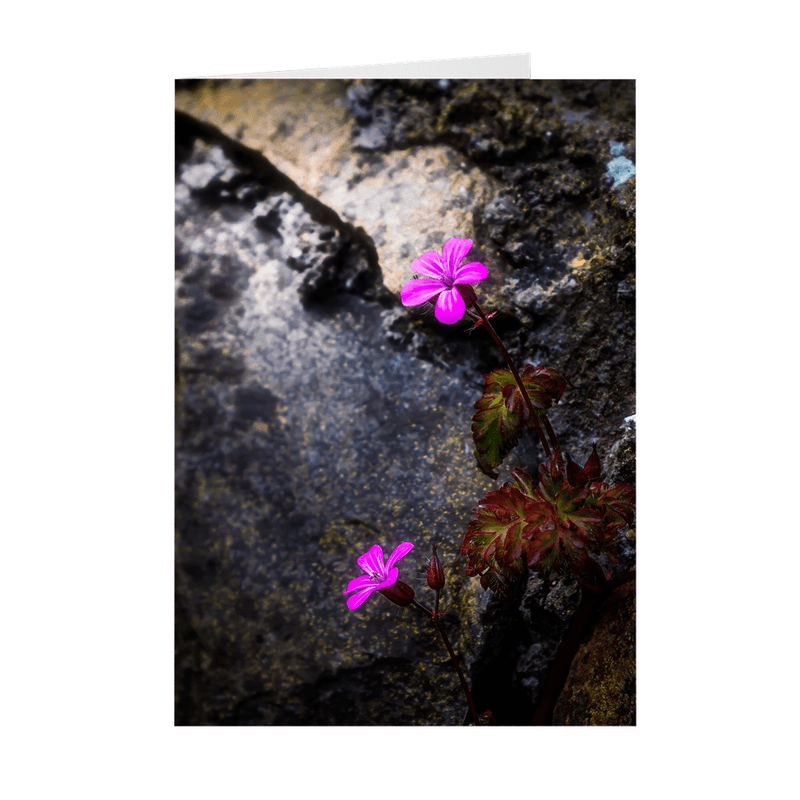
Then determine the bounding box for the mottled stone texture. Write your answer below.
[552,581,636,725]
[175,79,635,725]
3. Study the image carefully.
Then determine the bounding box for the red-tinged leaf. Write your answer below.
[471,365,567,478]
[460,479,534,592]
[471,380,525,479]
[535,454,565,504]
[479,565,521,594]
[509,466,537,497]
[521,455,607,582]
[565,452,588,488]
[462,454,635,593]
[522,502,600,574]
[567,544,613,588]
[573,479,636,565]
[566,443,604,488]
[523,514,561,571]
[588,481,636,530]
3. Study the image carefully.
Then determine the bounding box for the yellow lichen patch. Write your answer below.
[568,253,592,271]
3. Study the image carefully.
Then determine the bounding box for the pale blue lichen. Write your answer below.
[607,155,636,187]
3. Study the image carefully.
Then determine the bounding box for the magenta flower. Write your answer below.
[400,237,488,324]
[343,542,414,610]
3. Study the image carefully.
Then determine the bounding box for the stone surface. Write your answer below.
[175,78,636,725]
[175,80,498,295]
[552,580,636,725]
[175,124,495,725]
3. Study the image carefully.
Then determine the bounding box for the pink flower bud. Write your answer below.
[379,580,415,607]
[427,544,445,590]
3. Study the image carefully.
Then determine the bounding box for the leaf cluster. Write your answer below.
[471,365,566,478]
[460,450,635,593]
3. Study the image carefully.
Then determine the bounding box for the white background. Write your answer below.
[3,2,796,797]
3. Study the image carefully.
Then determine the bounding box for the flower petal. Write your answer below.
[386,541,414,572]
[346,585,378,609]
[435,287,467,324]
[409,250,446,279]
[357,544,385,577]
[401,278,445,307]
[344,575,374,595]
[453,261,488,285]
[442,238,473,275]
[376,566,399,590]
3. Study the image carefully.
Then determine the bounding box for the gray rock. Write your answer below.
[176,125,496,725]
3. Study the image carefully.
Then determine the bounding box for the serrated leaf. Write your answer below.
[460,479,534,591]
[471,365,567,478]
[462,453,635,593]
[571,480,636,567]
[523,455,605,575]
[596,482,636,527]
[509,466,537,497]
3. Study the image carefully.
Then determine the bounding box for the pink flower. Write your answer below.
[400,238,488,324]
[343,542,414,610]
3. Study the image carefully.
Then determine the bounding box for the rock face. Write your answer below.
[552,581,636,726]
[175,79,636,725]
[175,80,497,296]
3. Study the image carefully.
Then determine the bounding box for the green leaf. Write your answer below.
[471,365,567,478]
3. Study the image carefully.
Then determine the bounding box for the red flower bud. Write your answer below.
[427,544,445,590]
[379,580,415,607]
[583,442,602,481]
[456,283,477,307]
[565,451,588,488]
[566,444,603,488]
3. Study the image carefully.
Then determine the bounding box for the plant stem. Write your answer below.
[541,413,563,470]
[412,600,479,725]
[472,301,552,459]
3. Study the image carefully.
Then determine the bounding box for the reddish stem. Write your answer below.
[412,600,479,725]
[541,414,564,471]
[472,301,552,460]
